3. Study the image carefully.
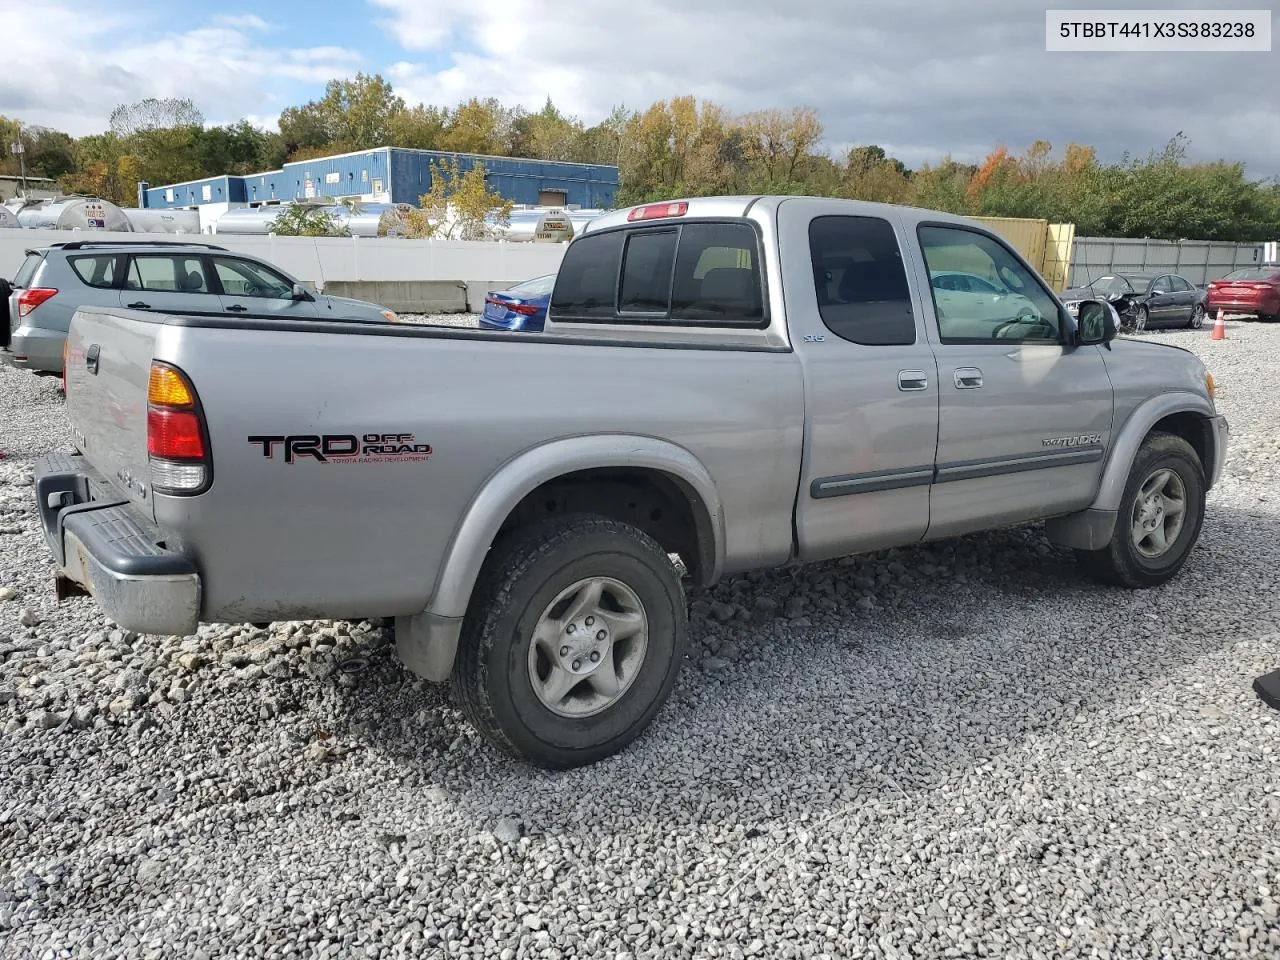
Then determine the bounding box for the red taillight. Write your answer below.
[511,303,540,316]
[18,287,57,318]
[628,202,688,222]
[147,408,205,459]
[147,362,209,494]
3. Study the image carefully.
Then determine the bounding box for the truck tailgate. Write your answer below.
[64,306,162,518]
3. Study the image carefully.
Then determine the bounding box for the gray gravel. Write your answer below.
[398,312,479,328]
[3,319,1280,959]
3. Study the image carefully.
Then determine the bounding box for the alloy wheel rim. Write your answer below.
[527,576,649,718]
[1130,468,1187,559]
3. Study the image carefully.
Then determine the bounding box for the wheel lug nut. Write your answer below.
[560,646,569,657]
[596,630,606,640]
[585,616,595,626]
[566,624,575,634]
[572,659,582,670]
[590,651,600,663]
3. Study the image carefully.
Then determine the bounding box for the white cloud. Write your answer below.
[0,4,364,134]
[369,0,1280,177]
[211,13,271,31]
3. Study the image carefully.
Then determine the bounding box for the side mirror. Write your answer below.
[291,283,311,301]
[1076,299,1119,349]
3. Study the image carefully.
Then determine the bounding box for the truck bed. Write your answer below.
[62,307,805,624]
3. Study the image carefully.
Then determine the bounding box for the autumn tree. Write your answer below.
[440,98,512,155]
[386,104,449,150]
[404,159,513,240]
[736,107,823,192]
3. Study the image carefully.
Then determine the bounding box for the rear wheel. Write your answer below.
[453,514,688,768]
[1188,304,1206,329]
[1075,432,1205,588]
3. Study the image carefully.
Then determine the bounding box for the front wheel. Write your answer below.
[1130,305,1150,332]
[1075,432,1206,588]
[453,515,688,768]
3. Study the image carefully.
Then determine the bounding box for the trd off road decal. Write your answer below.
[248,433,432,464]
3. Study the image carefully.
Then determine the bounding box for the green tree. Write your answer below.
[267,204,351,237]
[386,104,449,150]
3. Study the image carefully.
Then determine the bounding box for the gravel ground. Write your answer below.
[2,319,1280,959]
[398,312,480,328]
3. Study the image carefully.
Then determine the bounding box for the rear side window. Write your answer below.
[550,230,624,319]
[69,255,122,289]
[551,220,764,325]
[12,253,44,288]
[669,223,763,322]
[126,256,212,293]
[809,216,915,345]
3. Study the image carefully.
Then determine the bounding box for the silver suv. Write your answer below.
[3,240,398,375]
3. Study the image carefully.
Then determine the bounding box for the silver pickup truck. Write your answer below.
[34,196,1228,768]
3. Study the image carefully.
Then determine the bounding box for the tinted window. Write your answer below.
[918,225,1060,343]
[12,253,44,289]
[550,230,624,319]
[213,257,292,299]
[809,215,914,346]
[127,256,211,294]
[619,230,677,313]
[70,255,121,289]
[1152,276,1171,294]
[669,223,763,323]
[1170,276,1192,292]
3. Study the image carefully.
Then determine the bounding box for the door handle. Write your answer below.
[953,367,983,389]
[225,305,248,313]
[126,301,150,309]
[897,370,928,391]
[85,343,100,375]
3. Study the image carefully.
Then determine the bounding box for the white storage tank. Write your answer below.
[0,205,23,229]
[122,207,201,234]
[17,196,134,232]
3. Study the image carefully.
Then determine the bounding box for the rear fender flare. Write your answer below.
[429,435,725,622]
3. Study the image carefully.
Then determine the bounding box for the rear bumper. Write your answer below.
[7,326,65,374]
[34,453,201,636]
[1208,296,1279,314]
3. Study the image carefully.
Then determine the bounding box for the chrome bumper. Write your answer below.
[34,453,201,637]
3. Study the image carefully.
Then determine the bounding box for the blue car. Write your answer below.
[479,274,555,331]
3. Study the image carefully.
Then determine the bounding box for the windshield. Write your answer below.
[1222,267,1278,281]
[510,274,556,298]
[1086,275,1135,295]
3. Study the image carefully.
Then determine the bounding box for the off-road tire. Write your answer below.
[1075,432,1206,588]
[452,514,687,769]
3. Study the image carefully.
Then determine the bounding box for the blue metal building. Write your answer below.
[140,147,619,211]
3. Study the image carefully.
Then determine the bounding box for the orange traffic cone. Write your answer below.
[1211,308,1226,341]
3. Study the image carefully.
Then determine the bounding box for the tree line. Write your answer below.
[2,73,1278,242]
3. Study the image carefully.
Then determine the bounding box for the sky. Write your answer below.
[0,0,1275,178]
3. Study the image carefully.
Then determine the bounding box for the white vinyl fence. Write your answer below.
[0,228,569,290]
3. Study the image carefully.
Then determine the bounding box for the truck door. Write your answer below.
[779,199,940,560]
[913,222,1113,539]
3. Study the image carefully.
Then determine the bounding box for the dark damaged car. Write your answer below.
[1060,273,1207,332]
